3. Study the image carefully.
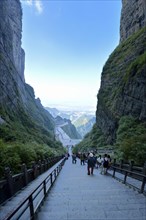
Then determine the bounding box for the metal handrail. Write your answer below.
[0,156,63,205]
[110,165,146,194]
[3,158,65,220]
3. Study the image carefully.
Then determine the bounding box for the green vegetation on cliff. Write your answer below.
[74,116,146,165]
[100,27,146,113]
[0,139,64,177]
[0,102,66,178]
[115,116,146,165]
[73,124,107,153]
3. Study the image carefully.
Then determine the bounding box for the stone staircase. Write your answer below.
[36,158,146,220]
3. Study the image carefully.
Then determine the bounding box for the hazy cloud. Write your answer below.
[23,0,33,6]
[35,0,43,14]
[21,0,43,14]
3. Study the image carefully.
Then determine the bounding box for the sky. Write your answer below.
[21,0,122,112]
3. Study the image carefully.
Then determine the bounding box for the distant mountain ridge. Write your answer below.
[55,116,81,139]
[45,109,82,139]
[76,116,96,138]
[45,107,95,138]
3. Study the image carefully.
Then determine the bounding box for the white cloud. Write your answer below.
[21,0,32,6]
[35,0,43,14]
[21,0,43,14]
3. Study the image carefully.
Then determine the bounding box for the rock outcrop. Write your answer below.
[96,0,146,144]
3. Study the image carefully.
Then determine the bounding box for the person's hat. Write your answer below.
[89,153,93,157]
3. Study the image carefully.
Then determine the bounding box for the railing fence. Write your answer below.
[0,156,63,205]
[109,159,146,194]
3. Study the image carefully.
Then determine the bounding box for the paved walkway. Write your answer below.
[37,157,146,220]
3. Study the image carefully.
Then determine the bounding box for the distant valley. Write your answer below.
[45,107,96,138]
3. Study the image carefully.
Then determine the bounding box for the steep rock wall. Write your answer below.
[0,0,27,111]
[120,0,146,42]
[96,0,146,144]
[0,0,54,133]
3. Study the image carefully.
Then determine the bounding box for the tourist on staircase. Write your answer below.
[80,153,85,165]
[102,154,109,175]
[72,153,77,164]
[87,153,96,175]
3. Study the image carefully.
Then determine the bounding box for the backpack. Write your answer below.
[103,159,109,168]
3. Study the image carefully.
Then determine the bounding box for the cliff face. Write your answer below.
[0,0,26,111]
[120,0,146,42]
[0,0,55,142]
[96,0,146,144]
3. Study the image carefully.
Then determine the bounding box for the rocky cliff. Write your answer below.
[0,0,26,111]
[120,0,146,42]
[75,0,146,164]
[96,0,146,144]
[0,0,60,147]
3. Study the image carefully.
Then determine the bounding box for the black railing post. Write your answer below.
[140,176,146,193]
[129,160,134,171]
[141,162,146,193]
[57,166,59,175]
[38,160,42,174]
[113,159,116,166]
[128,161,134,177]
[54,169,56,179]
[29,195,35,220]
[42,160,45,172]
[50,173,53,185]
[120,159,123,169]
[21,163,28,186]
[112,167,116,177]
[43,180,46,197]
[124,171,128,184]
[44,159,47,171]
[58,164,60,172]
[48,158,51,167]
[46,158,49,170]
[32,162,37,179]
[4,167,13,197]
[142,162,146,175]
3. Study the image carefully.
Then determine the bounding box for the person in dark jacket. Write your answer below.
[72,153,77,164]
[80,153,85,165]
[87,153,96,175]
[103,154,109,174]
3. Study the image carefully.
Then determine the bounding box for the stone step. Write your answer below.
[37,208,145,220]
[40,201,146,212]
